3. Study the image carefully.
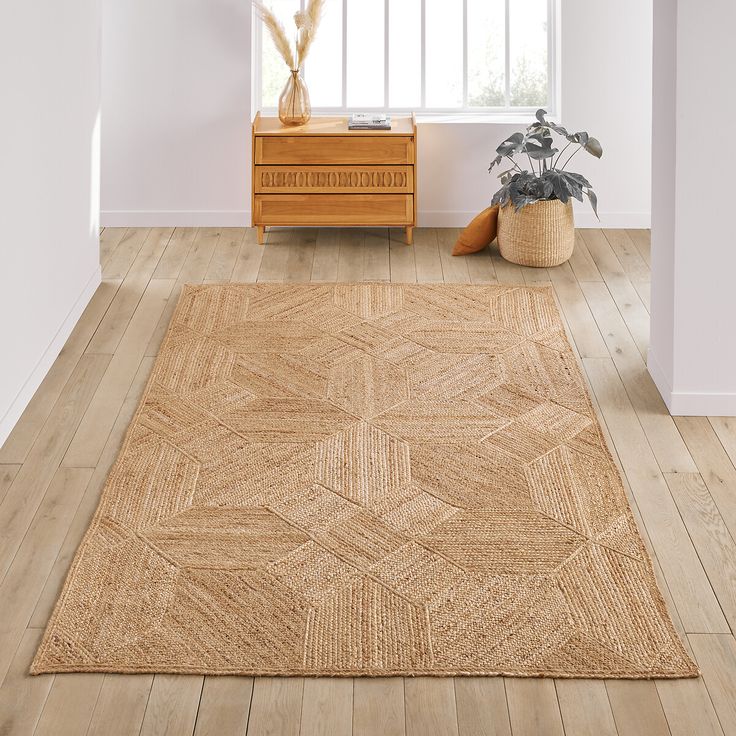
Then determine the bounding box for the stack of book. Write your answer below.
[348,113,392,130]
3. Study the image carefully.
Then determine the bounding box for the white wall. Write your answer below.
[101,0,653,229]
[0,0,102,446]
[101,0,253,226]
[649,0,736,415]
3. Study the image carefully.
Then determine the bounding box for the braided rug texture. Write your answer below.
[32,283,697,678]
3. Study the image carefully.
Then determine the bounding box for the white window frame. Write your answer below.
[253,0,560,118]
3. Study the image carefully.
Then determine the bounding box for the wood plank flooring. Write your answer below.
[1,226,735,736]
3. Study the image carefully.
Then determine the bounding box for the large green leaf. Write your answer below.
[488,154,503,172]
[586,189,600,219]
[566,131,589,146]
[564,171,593,189]
[584,137,604,158]
[498,167,519,184]
[533,109,569,138]
[510,189,538,211]
[496,132,524,156]
[542,178,555,199]
[527,144,559,161]
[565,179,584,203]
[526,131,554,149]
[492,186,512,207]
[545,171,572,203]
[554,172,585,202]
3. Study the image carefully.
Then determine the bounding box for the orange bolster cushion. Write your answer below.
[452,204,500,256]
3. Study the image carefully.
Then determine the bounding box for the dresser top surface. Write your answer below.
[254,114,415,137]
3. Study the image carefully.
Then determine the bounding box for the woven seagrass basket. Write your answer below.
[497,199,575,267]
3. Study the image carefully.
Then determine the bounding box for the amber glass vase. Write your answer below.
[278,69,311,126]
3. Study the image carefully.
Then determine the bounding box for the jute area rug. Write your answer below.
[33,283,696,678]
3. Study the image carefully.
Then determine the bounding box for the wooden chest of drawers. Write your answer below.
[251,113,417,244]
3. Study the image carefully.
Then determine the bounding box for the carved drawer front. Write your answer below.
[254,136,414,165]
[255,166,413,194]
[254,194,413,226]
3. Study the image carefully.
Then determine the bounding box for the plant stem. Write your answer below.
[505,155,524,173]
[559,146,582,172]
[526,153,536,176]
[553,141,572,169]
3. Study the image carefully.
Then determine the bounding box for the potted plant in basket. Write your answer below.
[489,109,603,267]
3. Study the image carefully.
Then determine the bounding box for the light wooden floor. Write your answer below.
[1,226,735,736]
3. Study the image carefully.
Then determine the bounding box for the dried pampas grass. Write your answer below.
[296,0,326,66]
[253,2,295,70]
[254,0,326,71]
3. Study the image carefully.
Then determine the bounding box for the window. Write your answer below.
[255,0,556,115]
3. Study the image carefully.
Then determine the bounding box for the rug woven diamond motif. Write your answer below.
[32,283,697,678]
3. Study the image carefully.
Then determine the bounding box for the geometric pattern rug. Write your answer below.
[32,283,697,678]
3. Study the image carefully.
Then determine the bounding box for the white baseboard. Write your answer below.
[648,349,736,416]
[666,391,736,416]
[647,349,675,412]
[102,209,651,230]
[418,210,651,229]
[417,211,479,227]
[101,211,251,227]
[574,212,651,229]
[0,265,102,448]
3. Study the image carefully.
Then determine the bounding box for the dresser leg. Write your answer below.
[257,226,266,245]
[405,226,414,245]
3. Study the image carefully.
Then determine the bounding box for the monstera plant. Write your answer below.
[488,110,603,268]
[489,109,603,217]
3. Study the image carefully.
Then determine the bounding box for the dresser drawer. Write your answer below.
[255,166,413,194]
[254,194,413,226]
[254,136,414,165]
